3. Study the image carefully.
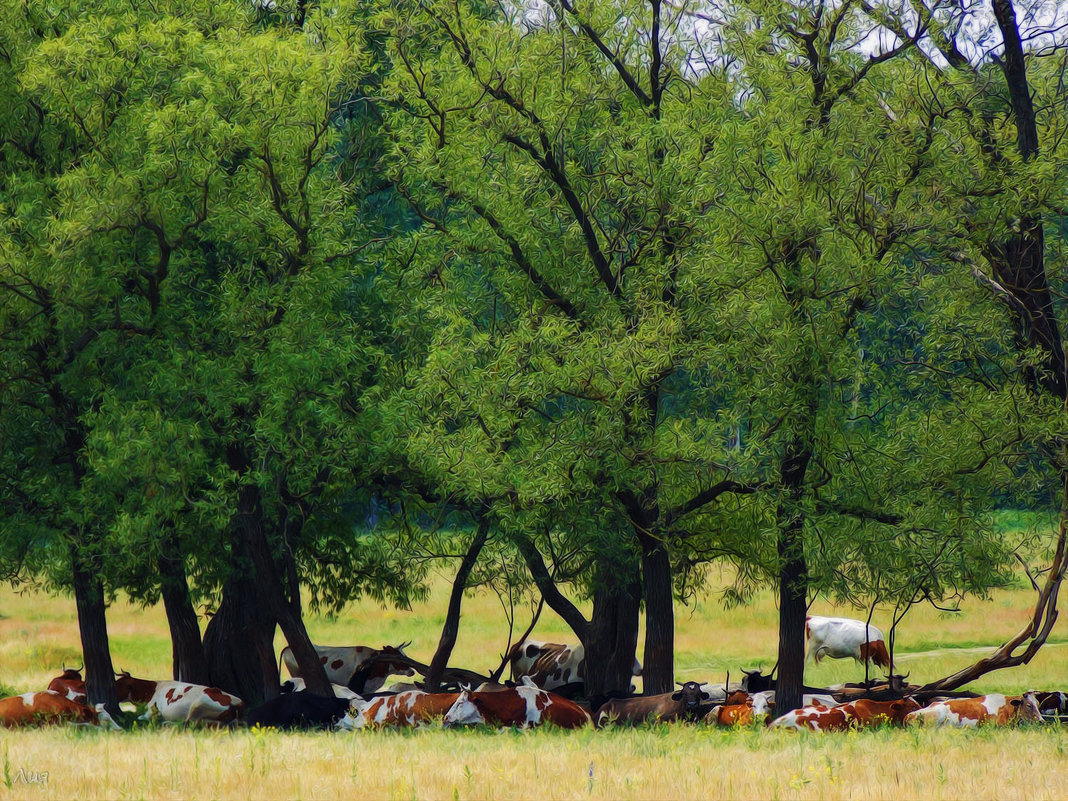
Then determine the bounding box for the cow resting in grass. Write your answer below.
[114,672,243,725]
[246,691,353,730]
[904,693,1042,727]
[769,697,920,731]
[595,681,711,728]
[0,691,119,729]
[280,644,415,694]
[443,678,591,728]
[805,616,890,670]
[47,669,87,704]
[339,691,460,729]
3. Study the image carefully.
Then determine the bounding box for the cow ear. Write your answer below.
[671,691,683,700]
[700,691,711,700]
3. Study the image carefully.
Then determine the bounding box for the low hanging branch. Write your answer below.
[918,517,1066,694]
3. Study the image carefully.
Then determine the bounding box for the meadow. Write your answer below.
[0,556,1065,800]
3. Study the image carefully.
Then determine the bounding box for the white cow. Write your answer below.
[114,673,242,725]
[805,616,890,669]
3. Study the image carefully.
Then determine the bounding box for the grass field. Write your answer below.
[0,553,1066,800]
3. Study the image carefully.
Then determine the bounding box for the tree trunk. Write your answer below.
[775,513,809,715]
[158,531,209,684]
[234,481,333,697]
[425,518,489,692]
[70,545,120,717]
[638,531,674,694]
[582,560,642,697]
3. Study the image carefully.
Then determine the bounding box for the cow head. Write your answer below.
[443,687,485,728]
[740,668,774,693]
[114,671,155,704]
[671,681,712,712]
[888,697,921,722]
[887,673,911,694]
[1014,691,1043,724]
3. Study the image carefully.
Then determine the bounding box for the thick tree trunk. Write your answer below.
[582,560,642,697]
[203,563,278,706]
[425,519,489,692]
[70,545,120,717]
[158,531,209,684]
[774,508,809,715]
[638,531,674,694]
[234,482,333,697]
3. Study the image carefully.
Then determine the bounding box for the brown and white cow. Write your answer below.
[595,682,710,728]
[280,644,416,693]
[47,669,87,704]
[507,639,642,692]
[770,697,925,731]
[443,678,592,728]
[0,691,102,727]
[339,691,460,729]
[769,703,852,732]
[904,693,1042,727]
[115,672,243,725]
[805,616,890,670]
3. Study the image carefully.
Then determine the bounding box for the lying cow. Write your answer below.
[47,669,87,704]
[115,672,243,725]
[247,691,353,730]
[904,693,1042,727]
[0,691,118,728]
[704,691,776,726]
[595,682,710,728]
[507,639,641,692]
[1035,690,1067,718]
[281,644,415,693]
[340,691,460,729]
[805,616,890,670]
[770,697,919,731]
[443,678,591,728]
[280,677,362,700]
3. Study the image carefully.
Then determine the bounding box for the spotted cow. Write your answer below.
[280,644,416,694]
[1035,691,1067,718]
[904,693,1043,727]
[443,678,592,728]
[704,691,776,727]
[770,697,924,731]
[594,682,711,728]
[115,672,243,725]
[0,691,106,727]
[339,691,460,729]
[47,669,87,704]
[805,616,890,670]
[506,639,641,692]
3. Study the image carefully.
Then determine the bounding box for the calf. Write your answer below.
[595,682,711,728]
[341,691,459,729]
[47,669,87,704]
[905,693,1042,727]
[115,672,243,725]
[247,691,353,730]
[0,691,99,727]
[805,616,890,669]
[443,679,591,728]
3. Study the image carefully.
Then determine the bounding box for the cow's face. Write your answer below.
[443,692,484,727]
[1014,692,1042,723]
[671,681,711,709]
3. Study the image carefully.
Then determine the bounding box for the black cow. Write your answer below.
[246,691,353,730]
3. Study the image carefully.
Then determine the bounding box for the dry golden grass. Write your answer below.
[0,564,1065,801]
[0,723,1065,801]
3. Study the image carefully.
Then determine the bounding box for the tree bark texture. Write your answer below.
[638,530,675,694]
[158,531,210,684]
[70,546,120,716]
[582,560,642,697]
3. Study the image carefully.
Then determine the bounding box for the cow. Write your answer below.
[805,616,890,670]
[843,697,921,727]
[769,703,853,732]
[0,691,101,727]
[904,693,1043,727]
[47,669,87,704]
[114,672,243,725]
[280,678,362,701]
[595,681,711,728]
[280,644,416,693]
[506,639,642,692]
[705,690,776,726]
[1035,691,1067,718]
[443,678,592,728]
[246,691,353,730]
[339,691,460,729]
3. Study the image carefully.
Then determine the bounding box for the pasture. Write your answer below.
[0,564,1066,800]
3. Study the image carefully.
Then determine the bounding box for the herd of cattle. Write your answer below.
[2,615,1065,733]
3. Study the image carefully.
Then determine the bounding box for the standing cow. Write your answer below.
[805,616,890,670]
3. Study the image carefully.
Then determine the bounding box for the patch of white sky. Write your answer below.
[497,0,1068,79]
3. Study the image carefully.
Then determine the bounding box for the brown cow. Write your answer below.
[905,693,1042,727]
[341,691,459,729]
[0,692,99,727]
[845,698,921,727]
[47,669,87,704]
[706,703,758,726]
[443,679,591,728]
[595,682,711,728]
